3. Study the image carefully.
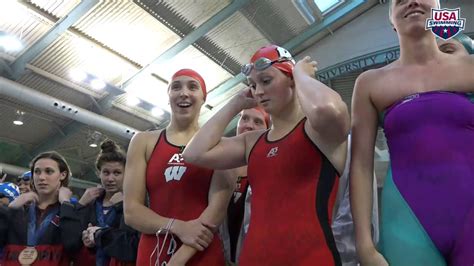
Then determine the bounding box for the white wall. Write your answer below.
[299,1,474,70]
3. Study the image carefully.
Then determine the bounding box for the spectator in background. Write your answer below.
[0,168,6,183]
[437,33,474,56]
[0,182,20,206]
[17,171,33,194]
[74,139,139,266]
[0,183,19,266]
[1,151,82,265]
[220,107,270,265]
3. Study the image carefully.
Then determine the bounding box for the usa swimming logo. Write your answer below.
[426,8,465,40]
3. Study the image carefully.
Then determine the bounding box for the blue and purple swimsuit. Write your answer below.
[379,91,474,266]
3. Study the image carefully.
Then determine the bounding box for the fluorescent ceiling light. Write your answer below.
[88,131,102,148]
[0,1,30,25]
[69,69,87,82]
[90,78,106,90]
[125,75,170,111]
[151,107,165,117]
[126,95,140,106]
[150,46,233,94]
[72,37,136,85]
[13,120,24,126]
[0,35,23,52]
[13,110,25,126]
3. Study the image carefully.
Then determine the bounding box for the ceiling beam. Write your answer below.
[285,0,366,49]
[0,77,139,139]
[208,0,366,103]
[88,0,252,134]
[16,122,84,167]
[10,0,99,79]
[0,58,13,79]
[93,0,251,124]
[120,0,250,90]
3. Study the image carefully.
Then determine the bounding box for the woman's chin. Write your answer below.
[105,188,119,194]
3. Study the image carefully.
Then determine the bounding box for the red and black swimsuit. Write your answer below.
[239,119,341,266]
[136,130,225,266]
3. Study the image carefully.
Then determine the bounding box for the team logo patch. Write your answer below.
[164,152,187,182]
[425,8,465,40]
[275,46,295,64]
[164,166,187,182]
[276,46,292,58]
[266,147,279,158]
[51,215,60,227]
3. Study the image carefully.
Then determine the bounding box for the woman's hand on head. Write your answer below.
[230,86,258,111]
[294,56,318,78]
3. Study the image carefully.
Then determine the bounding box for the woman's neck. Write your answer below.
[270,96,304,130]
[399,33,441,65]
[166,119,200,145]
[38,192,58,209]
[104,191,113,201]
[168,117,200,134]
[102,192,113,206]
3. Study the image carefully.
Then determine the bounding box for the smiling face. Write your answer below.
[168,76,205,122]
[33,158,66,196]
[248,66,294,115]
[17,179,32,194]
[389,0,439,36]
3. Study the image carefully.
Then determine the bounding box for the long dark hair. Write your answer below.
[30,151,71,187]
[95,139,126,171]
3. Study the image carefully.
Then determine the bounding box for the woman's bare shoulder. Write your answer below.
[129,130,163,152]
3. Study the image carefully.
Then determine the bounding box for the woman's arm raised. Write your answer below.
[183,88,258,170]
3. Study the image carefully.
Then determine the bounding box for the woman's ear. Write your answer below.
[59,172,67,181]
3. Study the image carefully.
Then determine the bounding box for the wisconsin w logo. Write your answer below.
[164,166,187,182]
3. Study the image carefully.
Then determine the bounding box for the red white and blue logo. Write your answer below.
[426,8,465,40]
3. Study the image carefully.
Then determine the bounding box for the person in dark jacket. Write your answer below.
[0,151,82,266]
[74,140,139,266]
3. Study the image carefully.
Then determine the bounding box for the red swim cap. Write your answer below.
[250,45,295,77]
[171,69,207,101]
